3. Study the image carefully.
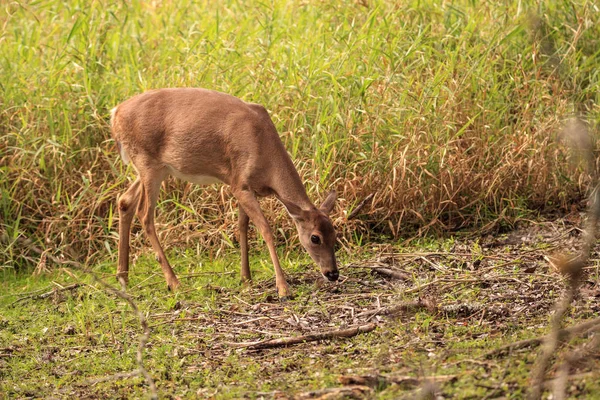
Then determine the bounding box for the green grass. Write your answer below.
[2,2,600,397]
[2,0,600,269]
[2,232,599,399]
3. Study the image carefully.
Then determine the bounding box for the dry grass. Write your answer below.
[1,1,600,269]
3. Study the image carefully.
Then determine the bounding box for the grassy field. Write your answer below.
[2,0,600,398]
[2,221,600,398]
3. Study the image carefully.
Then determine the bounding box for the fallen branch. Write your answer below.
[9,283,83,306]
[231,323,377,350]
[528,276,580,400]
[371,267,411,281]
[16,236,81,268]
[79,370,141,386]
[347,263,411,281]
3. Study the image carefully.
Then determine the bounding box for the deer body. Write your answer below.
[111,88,338,298]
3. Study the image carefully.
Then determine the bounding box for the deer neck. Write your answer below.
[271,161,315,215]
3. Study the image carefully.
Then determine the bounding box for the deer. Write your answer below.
[110,88,339,299]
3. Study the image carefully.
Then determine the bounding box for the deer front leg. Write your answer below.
[233,189,291,299]
[117,179,142,287]
[138,170,180,291]
[239,205,251,282]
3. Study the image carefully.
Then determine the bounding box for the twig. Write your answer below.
[9,283,83,306]
[230,323,377,350]
[348,264,411,281]
[372,267,411,281]
[419,255,446,272]
[16,236,81,268]
[528,281,578,399]
[88,272,158,400]
[403,275,525,295]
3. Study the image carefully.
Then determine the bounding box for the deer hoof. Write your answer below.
[167,279,181,292]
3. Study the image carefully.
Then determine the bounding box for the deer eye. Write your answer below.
[310,235,321,245]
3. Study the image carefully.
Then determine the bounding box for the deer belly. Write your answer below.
[168,168,222,186]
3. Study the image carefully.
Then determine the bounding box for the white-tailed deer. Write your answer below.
[111,88,338,299]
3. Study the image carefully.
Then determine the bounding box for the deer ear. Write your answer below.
[319,190,337,215]
[282,201,305,221]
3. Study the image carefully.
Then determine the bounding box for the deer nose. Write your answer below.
[324,270,339,282]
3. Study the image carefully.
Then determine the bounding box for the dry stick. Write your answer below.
[403,275,525,295]
[230,323,377,350]
[81,370,142,386]
[529,214,596,399]
[371,267,412,280]
[16,236,81,268]
[9,283,83,306]
[17,237,158,400]
[528,282,577,400]
[347,264,411,281]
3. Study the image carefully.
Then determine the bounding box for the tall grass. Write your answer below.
[1,0,599,269]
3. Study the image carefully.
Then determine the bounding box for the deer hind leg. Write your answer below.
[138,168,181,291]
[117,179,142,287]
[238,205,251,282]
[233,188,290,299]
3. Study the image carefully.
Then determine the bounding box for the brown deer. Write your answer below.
[111,88,338,299]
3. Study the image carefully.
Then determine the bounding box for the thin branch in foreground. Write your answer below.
[528,117,599,400]
[553,330,600,400]
[230,323,377,350]
[528,276,580,400]
[16,236,158,400]
[92,274,158,400]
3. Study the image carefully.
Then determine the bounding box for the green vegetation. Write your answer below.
[2,1,600,268]
[2,227,599,398]
[2,1,600,398]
